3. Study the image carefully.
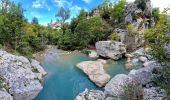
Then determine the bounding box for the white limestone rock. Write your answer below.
[128,61,161,85]
[76,59,111,87]
[139,56,148,62]
[88,50,99,58]
[0,90,13,100]
[0,50,46,100]
[95,41,126,60]
[75,89,105,100]
[104,74,130,97]
[143,87,167,100]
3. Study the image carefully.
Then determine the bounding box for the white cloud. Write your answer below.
[151,0,170,14]
[54,0,72,7]
[70,5,82,18]
[82,0,91,4]
[32,0,50,11]
[32,0,43,8]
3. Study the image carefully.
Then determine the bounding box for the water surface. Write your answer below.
[35,48,128,100]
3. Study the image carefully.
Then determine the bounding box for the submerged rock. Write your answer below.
[139,56,148,62]
[0,50,46,100]
[75,89,105,100]
[104,74,130,97]
[88,50,99,58]
[95,41,126,60]
[76,59,110,87]
[0,90,13,100]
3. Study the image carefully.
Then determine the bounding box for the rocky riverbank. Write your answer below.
[75,44,167,100]
[0,49,47,100]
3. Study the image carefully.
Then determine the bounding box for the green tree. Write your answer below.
[145,8,170,94]
[32,17,39,24]
[152,8,160,23]
[0,0,25,52]
[111,0,126,24]
[55,7,70,23]
[135,0,146,11]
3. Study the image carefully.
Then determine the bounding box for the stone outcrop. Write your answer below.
[95,41,126,60]
[0,90,13,100]
[0,50,46,100]
[139,56,148,62]
[128,61,160,85]
[76,59,110,87]
[75,89,105,100]
[125,2,138,24]
[143,87,167,100]
[104,74,130,97]
[31,59,47,80]
[122,0,154,51]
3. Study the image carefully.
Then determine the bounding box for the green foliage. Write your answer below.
[136,0,146,11]
[145,9,170,63]
[111,0,126,24]
[152,8,160,23]
[0,0,25,51]
[0,0,52,56]
[32,17,39,24]
[145,8,170,95]
[98,0,113,21]
[123,83,143,100]
[127,24,135,36]
[110,33,120,41]
[55,7,70,23]
[0,78,8,90]
[58,16,108,50]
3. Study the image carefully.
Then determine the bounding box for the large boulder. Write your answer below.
[143,87,167,100]
[95,41,126,60]
[128,61,161,85]
[31,59,47,80]
[0,50,46,100]
[0,90,13,100]
[75,89,105,100]
[104,74,130,97]
[76,59,111,87]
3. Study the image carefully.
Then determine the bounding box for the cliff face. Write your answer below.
[116,0,154,51]
[0,50,47,100]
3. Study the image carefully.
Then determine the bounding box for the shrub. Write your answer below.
[0,78,8,90]
[110,33,120,41]
[127,24,135,36]
[123,83,143,100]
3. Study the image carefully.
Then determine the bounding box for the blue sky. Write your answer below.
[11,0,170,25]
[11,0,104,25]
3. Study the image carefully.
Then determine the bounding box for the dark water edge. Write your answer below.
[34,48,128,100]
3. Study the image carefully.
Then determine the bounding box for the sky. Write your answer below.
[11,0,170,26]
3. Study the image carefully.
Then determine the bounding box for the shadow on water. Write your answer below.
[34,48,128,100]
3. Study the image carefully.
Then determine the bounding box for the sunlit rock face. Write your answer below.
[75,89,105,100]
[0,50,46,100]
[95,41,126,60]
[0,90,13,100]
[104,74,130,97]
[76,59,111,87]
[121,0,154,51]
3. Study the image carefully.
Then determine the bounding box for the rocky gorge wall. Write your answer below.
[115,0,155,51]
[0,50,47,100]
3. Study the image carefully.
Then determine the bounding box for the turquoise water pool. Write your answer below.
[34,48,128,100]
